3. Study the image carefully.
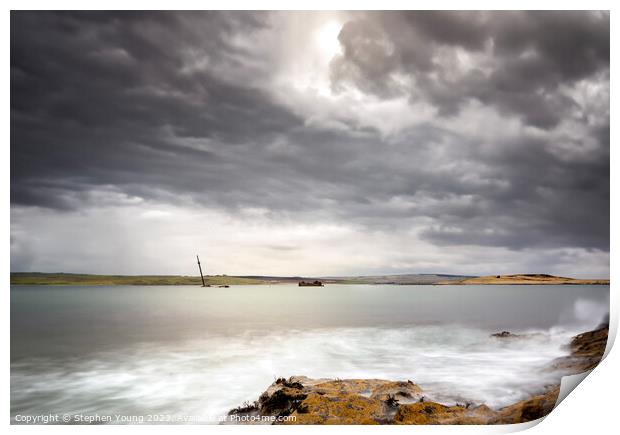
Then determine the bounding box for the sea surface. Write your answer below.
[11,284,609,423]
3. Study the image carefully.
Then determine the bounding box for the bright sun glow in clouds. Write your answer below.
[315,21,343,60]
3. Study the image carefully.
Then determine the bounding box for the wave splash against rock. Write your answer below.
[227,325,608,425]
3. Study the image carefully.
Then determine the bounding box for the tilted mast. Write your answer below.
[197,254,206,287]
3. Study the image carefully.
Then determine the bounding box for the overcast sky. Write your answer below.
[10,11,609,277]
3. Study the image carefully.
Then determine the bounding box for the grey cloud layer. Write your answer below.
[332,11,609,128]
[11,11,609,258]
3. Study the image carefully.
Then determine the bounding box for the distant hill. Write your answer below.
[439,274,609,285]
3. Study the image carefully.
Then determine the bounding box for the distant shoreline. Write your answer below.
[10,272,609,286]
[438,274,609,285]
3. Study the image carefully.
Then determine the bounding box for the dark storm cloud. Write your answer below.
[10,11,609,254]
[11,11,301,209]
[332,11,609,128]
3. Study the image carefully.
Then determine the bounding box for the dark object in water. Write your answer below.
[218,285,230,288]
[491,331,521,339]
[299,280,324,287]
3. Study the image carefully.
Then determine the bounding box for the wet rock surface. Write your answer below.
[229,326,608,425]
[548,325,608,373]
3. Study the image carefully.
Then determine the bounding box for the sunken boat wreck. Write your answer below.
[298,280,324,287]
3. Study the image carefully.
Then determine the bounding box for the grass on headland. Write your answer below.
[442,274,609,285]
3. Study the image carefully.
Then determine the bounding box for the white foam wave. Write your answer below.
[11,324,580,422]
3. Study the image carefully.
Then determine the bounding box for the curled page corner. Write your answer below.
[603,307,617,360]
[502,367,605,432]
[555,370,592,407]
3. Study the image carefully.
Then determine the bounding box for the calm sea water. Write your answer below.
[11,284,609,423]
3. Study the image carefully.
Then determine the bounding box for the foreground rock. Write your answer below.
[229,326,608,425]
[547,324,608,373]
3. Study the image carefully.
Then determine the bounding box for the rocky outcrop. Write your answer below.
[228,376,562,425]
[547,325,608,373]
[393,401,497,424]
[228,377,424,424]
[490,385,560,424]
[229,326,608,425]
